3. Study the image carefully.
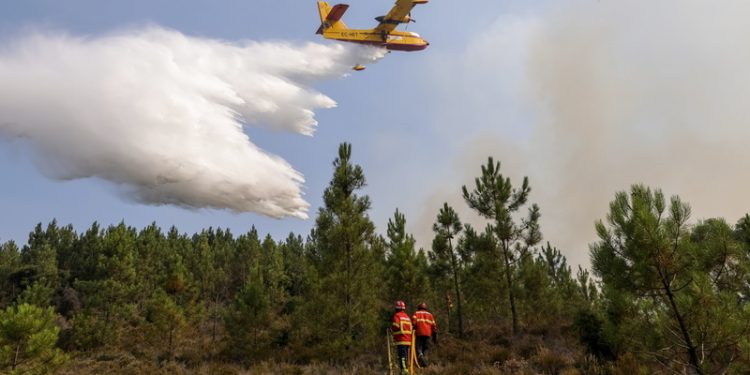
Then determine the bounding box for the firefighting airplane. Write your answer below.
[316,0,430,71]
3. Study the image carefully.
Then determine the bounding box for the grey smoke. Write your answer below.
[414,1,750,267]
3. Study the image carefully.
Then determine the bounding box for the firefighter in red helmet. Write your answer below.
[390,300,413,374]
[412,302,438,367]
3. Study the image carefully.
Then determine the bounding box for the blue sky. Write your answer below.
[0,0,539,248]
[4,1,746,269]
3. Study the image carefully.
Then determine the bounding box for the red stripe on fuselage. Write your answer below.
[335,39,428,51]
[385,42,428,51]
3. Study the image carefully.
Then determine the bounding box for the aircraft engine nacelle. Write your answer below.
[375,15,414,24]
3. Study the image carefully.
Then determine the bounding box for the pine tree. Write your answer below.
[22,223,59,287]
[260,234,287,307]
[71,222,103,283]
[385,209,429,311]
[134,223,167,299]
[19,223,62,308]
[223,275,271,362]
[462,157,541,335]
[0,242,21,306]
[431,203,465,337]
[0,303,67,374]
[591,185,727,374]
[279,233,310,307]
[162,228,190,297]
[277,233,312,349]
[688,218,750,372]
[459,224,503,324]
[575,266,598,304]
[232,227,262,297]
[144,289,185,361]
[308,143,382,358]
[190,229,232,349]
[526,243,580,325]
[73,223,139,348]
[733,214,750,307]
[735,214,750,249]
[48,223,77,289]
[592,186,696,371]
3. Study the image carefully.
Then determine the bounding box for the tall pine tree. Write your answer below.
[308,143,383,358]
[431,203,465,337]
[385,209,430,312]
[589,186,750,373]
[462,157,541,335]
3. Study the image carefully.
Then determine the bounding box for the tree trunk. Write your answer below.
[502,241,518,336]
[444,292,451,335]
[345,235,353,347]
[662,279,703,375]
[448,238,464,338]
[13,341,21,370]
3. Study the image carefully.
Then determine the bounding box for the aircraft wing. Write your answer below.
[376,0,425,33]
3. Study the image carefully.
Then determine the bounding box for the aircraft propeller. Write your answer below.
[405,12,415,30]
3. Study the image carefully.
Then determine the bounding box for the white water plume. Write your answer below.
[0,26,385,218]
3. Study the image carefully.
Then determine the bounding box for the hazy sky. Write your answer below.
[1,1,748,269]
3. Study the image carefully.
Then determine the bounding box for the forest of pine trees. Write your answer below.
[1,143,749,374]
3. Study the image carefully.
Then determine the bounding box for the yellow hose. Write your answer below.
[408,334,421,373]
[386,329,394,375]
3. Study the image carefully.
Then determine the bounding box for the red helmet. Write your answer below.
[394,300,406,310]
[418,302,428,310]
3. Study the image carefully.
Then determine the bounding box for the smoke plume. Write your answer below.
[0,27,384,218]
[527,1,750,265]
[417,1,750,267]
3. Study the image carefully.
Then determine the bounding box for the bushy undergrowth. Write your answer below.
[54,325,648,375]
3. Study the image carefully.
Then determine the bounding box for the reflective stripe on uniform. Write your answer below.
[399,320,412,334]
[414,312,435,325]
[414,318,435,323]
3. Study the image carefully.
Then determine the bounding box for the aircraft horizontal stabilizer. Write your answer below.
[327,4,349,22]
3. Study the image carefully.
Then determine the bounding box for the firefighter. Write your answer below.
[412,302,438,367]
[390,300,413,374]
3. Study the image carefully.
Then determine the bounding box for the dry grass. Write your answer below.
[53,326,657,375]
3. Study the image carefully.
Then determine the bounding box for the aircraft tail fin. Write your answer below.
[316,1,349,34]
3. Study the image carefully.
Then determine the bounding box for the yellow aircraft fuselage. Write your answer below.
[322,28,428,51]
[316,1,429,52]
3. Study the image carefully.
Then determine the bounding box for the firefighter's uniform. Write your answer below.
[412,304,437,366]
[391,301,413,374]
